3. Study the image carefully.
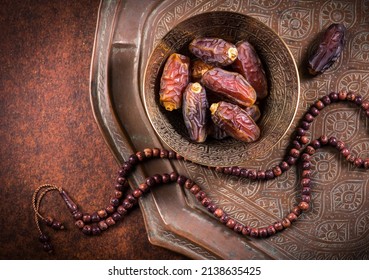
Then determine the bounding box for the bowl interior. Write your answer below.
[143,11,299,167]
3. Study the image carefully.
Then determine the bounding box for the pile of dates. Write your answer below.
[159,37,268,143]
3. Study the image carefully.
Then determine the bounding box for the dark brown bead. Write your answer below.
[152,148,160,157]
[91,212,100,223]
[223,167,232,175]
[214,208,224,218]
[168,150,176,159]
[354,158,363,167]
[226,219,236,229]
[138,183,149,193]
[302,187,311,195]
[195,191,206,201]
[291,206,301,216]
[306,145,316,155]
[242,226,251,236]
[117,205,128,216]
[329,91,339,101]
[259,227,268,238]
[106,205,117,215]
[97,209,108,219]
[361,101,369,110]
[51,220,64,230]
[146,176,156,187]
[162,173,170,184]
[152,174,163,184]
[39,234,49,243]
[135,151,145,162]
[301,121,311,131]
[105,217,116,226]
[132,189,143,199]
[311,139,321,149]
[286,156,296,166]
[301,195,311,203]
[292,140,302,150]
[315,100,325,110]
[257,171,266,180]
[231,166,241,176]
[248,169,257,180]
[117,176,127,185]
[43,242,53,253]
[319,135,329,145]
[143,148,153,158]
[169,172,178,182]
[301,178,311,187]
[73,211,83,220]
[110,197,120,207]
[336,141,345,151]
[265,170,274,180]
[304,113,314,123]
[282,218,291,228]
[122,199,133,210]
[341,148,350,157]
[190,184,201,195]
[298,201,310,211]
[346,91,356,101]
[220,214,230,224]
[207,203,217,213]
[250,228,259,237]
[112,213,122,221]
[45,216,54,226]
[98,220,108,231]
[321,95,331,105]
[272,166,282,177]
[184,179,194,189]
[234,223,244,233]
[267,225,277,236]
[115,190,123,199]
[364,159,369,169]
[301,153,310,161]
[126,194,137,204]
[201,197,211,207]
[177,175,187,186]
[302,161,311,170]
[215,167,224,173]
[355,95,363,105]
[274,221,284,231]
[115,183,125,192]
[297,128,306,136]
[240,168,248,177]
[300,136,310,144]
[309,106,319,116]
[329,136,338,147]
[290,148,300,158]
[287,212,300,223]
[302,169,311,178]
[82,214,91,223]
[159,149,168,159]
[338,89,347,100]
[346,155,355,163]
[82,225,92,235]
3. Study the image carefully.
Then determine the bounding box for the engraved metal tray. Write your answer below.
[90,0,369,259]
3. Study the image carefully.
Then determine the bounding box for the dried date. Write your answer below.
[245,105,261,122]
[233,40,268,99]
[308,23,346,76]
[189,38,238,67]
[201,68,256,108]
[210,101,260,142]
[159,53,190,111]
[182,82,209,143]
[191,59,214,82]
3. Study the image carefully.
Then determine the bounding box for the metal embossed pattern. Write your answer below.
[143,12,299,167]
[94,0,369,259]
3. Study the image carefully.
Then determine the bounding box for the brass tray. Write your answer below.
[90,0,369,259]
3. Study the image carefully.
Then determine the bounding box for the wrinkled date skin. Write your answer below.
[191,59,214,82]
[182,83,209,143]
[233,41,268,100]
[245,105,261,122]
[308,23,346,76]
[210,101,260,142]
[189,38,238,67]
[201,68,256,108]
[159,53,190,111]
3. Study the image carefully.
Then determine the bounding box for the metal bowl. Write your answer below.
[143,11,300,167]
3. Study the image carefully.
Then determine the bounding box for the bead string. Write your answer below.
[33,89,369,253]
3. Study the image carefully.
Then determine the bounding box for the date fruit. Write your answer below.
[159,53,190,111]
[233,41,268,99]
[191,59,214,82]
[245,105,261,122]
[201,68,256,108]
[308,23,346,76]
[210,101,260,142]
[182,82,209,143]
[189,38,238,67]
[208,121,229,140]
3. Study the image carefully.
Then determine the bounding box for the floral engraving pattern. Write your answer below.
[350,32,369,62]
[323,108,359,142]
[320,0,356,28]
[317,221,349,242]
[279,8,312,40]
[332,181,365,212]
[310,151,340,183]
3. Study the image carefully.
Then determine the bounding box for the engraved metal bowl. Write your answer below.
[143,11,300,167]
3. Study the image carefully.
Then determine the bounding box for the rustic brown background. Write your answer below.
[0,0,185,259]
